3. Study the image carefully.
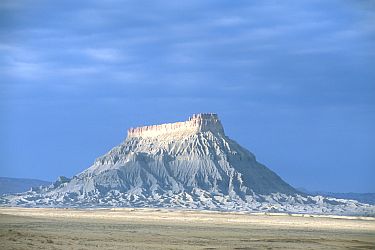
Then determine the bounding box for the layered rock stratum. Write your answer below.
[2,113,375,216]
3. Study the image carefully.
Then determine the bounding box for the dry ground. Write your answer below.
[0,207,374,249]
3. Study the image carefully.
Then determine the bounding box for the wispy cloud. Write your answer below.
[0,0,374,104]
[211,17,246,27]
[1,62,44,79]
[83,48,123,62]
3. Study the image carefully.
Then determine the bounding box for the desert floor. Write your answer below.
[0,207,374,249]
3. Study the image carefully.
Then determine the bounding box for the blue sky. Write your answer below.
[1,0,374,192]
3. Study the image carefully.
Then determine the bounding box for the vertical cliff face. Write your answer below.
[127,113,224,138]
[3,113,374,216]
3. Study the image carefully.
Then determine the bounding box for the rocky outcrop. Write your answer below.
[127,113,224,138]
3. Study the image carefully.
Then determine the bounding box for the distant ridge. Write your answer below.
[297,188,375,205]
[0,177,51,195]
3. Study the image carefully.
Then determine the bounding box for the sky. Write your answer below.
[0,0,374,193]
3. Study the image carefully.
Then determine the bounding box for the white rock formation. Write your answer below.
[127,113,224,138]
[1,113,375,216]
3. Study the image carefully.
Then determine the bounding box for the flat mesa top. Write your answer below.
[127,113,225,138]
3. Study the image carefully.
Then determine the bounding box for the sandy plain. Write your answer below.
[0,207,374,249]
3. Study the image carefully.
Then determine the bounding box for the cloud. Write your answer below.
[1,61,44,79]
[83,48,123,62]
[211,17,246,27]
[0,0,374,107]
